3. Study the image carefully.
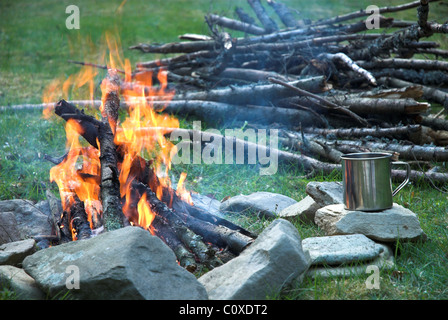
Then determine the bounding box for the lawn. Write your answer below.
[0,0,447,300]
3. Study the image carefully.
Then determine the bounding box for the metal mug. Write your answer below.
[341,152,411,211]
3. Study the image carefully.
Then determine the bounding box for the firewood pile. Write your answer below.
[125,0,448,183]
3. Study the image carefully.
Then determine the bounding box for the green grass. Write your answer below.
[1,0,448,300]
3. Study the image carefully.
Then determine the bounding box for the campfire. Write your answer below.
[42,35,256,273]
[39,0,448,272]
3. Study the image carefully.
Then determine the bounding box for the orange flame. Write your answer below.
[116,66,183,222]
[43,31,194,236]
[42,66,97,119]
[49,119,102,228]
[177,172,193,205]
[137,193,155,234]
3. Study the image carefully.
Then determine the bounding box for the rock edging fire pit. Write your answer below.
[12,218,308,300]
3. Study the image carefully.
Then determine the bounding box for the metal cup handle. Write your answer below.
[391,161,411,197]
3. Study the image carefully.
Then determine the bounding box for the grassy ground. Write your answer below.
[1,0,448,300]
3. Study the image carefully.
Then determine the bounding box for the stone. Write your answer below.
[306,243,395,279]
[219,192,297,218]
[191,193,226,219]
[0,199,53,242]
[279,195,320,223]
[302,234,384,266]
[0,239,36,266]
[198,219,311,300]
[23,226,208,300]
[0,212,22,245]
[314,203,427,242]
[0,265,45,300]
[306,181,343,207]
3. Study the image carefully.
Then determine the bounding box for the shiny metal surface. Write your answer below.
[341,152,410,211]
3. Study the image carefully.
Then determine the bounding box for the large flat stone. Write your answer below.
[306,243,395,279]
[23,226,208,300]
[302,234,384,266]
[220,192,297,218]
[314,203,427,242]
[198,219,310,300]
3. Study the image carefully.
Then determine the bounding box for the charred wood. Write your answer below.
[151,216,198,272]
[45,188,62,242]
[69,196,92,241]
[132,180,254,255]
[98,70,126,231]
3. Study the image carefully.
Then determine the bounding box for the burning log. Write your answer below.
[98,70,127,231]
[54,100,100,149]
[132,180,254,255]
[45,188,62,242]
[151,216,198,272]
[52,72,127,232]
[68,196,92,241]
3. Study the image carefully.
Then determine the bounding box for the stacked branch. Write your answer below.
[125,0,448,177]
[125,1,447,130]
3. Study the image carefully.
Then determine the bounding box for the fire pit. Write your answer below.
[42,63,257,272]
